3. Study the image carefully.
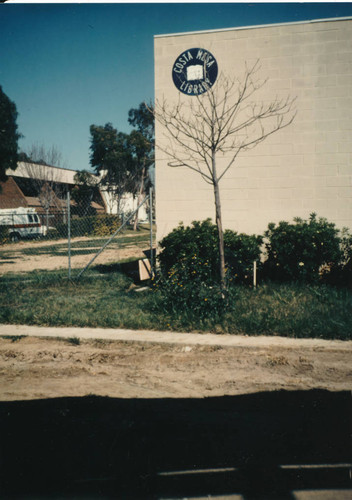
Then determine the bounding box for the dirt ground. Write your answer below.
[1,334,351,498]
[0,235,147,274]
[1,335,351,401]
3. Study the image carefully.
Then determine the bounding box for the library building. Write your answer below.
[154,17,352,243]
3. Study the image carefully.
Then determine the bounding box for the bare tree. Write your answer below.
[20,144,67,228]
[151,60,296,289]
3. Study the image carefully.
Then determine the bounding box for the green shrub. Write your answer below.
[321,228,352,287]
[158,220,219,283]
[158,219,262,285]
[55,215,120,239]
[56,216,95,238]
[0,226,9,245]
[224,229,263,284]
[93,215,120,236]
[263,213,342,283]
[154,220,262,323]
[153,273,229,325]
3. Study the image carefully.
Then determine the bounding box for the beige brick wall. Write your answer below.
[154,18,352,242]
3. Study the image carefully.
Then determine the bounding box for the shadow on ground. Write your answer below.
[0,390,351,499]
[94,260,141,282]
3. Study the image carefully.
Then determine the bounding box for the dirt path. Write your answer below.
[0,331,351,401]
[0,235,148,274]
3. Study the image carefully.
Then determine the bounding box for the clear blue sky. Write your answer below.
[1,2,351,172]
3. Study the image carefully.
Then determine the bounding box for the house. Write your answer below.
[1,161,149,226]
[154,17,352,243]
[1,162,106,217]
[97,169,149,222]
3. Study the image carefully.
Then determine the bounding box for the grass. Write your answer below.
[0,268,351,340]
[0,271,159,330]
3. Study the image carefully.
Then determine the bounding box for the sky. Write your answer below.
[1,2,352,172]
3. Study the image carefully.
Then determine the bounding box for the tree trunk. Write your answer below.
[212,153,226,290]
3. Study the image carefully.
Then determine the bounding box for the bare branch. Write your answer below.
[151,59,296,288]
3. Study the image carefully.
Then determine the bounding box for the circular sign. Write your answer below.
[172,48,218,96]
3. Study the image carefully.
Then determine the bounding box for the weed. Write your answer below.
[1,335,27,343]
[266,355,289,367]
[67,337,80,346]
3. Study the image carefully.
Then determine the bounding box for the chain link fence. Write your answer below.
[0,190,155,281]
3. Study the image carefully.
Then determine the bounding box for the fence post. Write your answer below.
[149,187,153,276]
[67,191,71,280]
[253,260,257,288]
[76,194,149,280]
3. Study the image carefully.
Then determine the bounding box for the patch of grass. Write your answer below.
[0,271,160,331]
[222,283,352,340]
[0,271,351,340]
[1,335,27,342]
[0,268,72,285]
[67,337,80,345]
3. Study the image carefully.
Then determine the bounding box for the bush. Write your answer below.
[56,216,95,238]
[158,219,262,285]
[224,229,263,284]
[93,215,120,236]
[56,215,120,239]
[158,220,219,283]
[263,213,342,283]
[0,226,9,245]
[154,220,262,323]
[321,228,352,287]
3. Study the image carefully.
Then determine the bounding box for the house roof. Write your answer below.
[6,162,79,185]
[0,177,27,209]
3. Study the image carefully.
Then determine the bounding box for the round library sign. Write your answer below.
[172,48,218,96]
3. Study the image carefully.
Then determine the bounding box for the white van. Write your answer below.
[0,207,46,241]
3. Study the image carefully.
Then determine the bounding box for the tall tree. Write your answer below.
[128,102,154,230]
[152,61,296,289]
[0,86,21,185]
[89,123,134,215]
[71,170,97,216]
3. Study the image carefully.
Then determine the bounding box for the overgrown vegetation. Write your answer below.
[0,226,9,244]
[0,214,351,340]
[154,220,262,322]
[263,213,343,283]
[0,268,351,340]
[153,216,351,326]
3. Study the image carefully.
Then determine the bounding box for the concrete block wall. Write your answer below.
[154,18,352,242]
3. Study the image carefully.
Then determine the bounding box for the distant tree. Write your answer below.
[71,170,97,216]
[20,144,67,225]
[89,123,134,215]
[0,86,21,185]
[23,143,67,168]
[128,101,154,143]
[151,60,296,289]
[18,151,31,163]
[128,101,154,230]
